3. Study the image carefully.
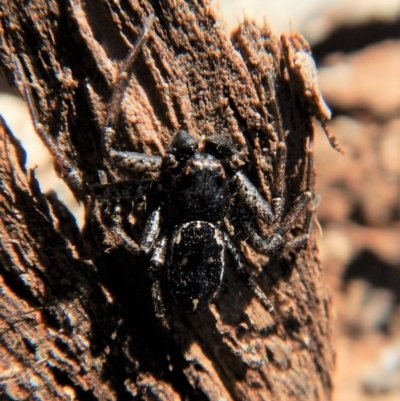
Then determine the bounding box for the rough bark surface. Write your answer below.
[0,1,334,400]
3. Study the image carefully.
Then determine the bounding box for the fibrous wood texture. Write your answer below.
[0,1,334,400]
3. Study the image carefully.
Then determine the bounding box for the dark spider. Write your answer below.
[87,15,319,323]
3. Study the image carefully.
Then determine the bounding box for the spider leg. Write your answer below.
[104,14,155,143]
[93,187,162,255]
[237,202,277,253]
[222,230,275,315]
[285,194,320,250]
[90,172,151,254]
[235,171,275,224]
[108,151,162,173]
[237,144,316,254]
[271,142,287,220]
[269,142,317,251]
[12,55,82,190]
[235,169,286,252]
[90,179,152,199]
[149,235,170,329]
[106,203,141,254]
[140,206,161,255]
[150,235,168,269]
[93,173,169,325]
[264,191,313,252]
[103,14,157,173]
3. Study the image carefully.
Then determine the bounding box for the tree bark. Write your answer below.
[0,1,334,400]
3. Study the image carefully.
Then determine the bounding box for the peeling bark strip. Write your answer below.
[0,1,334,400]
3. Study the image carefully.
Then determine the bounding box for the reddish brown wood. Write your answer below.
[0,1,334,400]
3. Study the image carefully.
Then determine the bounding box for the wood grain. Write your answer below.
[0,1,334,400]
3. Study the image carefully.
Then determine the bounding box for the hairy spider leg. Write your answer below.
[263,70,297,219]
[271,141,287,219]
[235,66,319,254]
[103,14,158,172]
[264,191,313,252]
[283,145,319,250]
[265,71,286,142]
[221,231,275,315]
[268,140,318,252]
[235,148,316,253]
[12,55,82,190]
[93,171,169,325]
[140,206,161,255]
[104,14,155,135]
[107,203,142,254]
[233,123,316,258]
[235,170,283,252]
[90,178,153,200]
[236,203,272,253]
[87,15,163,254]
[149,235,170,328]
[235,171,275,225]
[90,170,159,254]
[237,188,315,254]
[264,70,291,220]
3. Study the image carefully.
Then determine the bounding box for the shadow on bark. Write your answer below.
[0,1,334,400]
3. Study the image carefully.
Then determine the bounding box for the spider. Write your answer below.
[89,15,318,321]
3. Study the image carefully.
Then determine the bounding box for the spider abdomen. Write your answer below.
[168,221,225,312]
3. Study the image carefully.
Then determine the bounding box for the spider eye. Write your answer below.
[203,135,235,159]
[170,130,199,159]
